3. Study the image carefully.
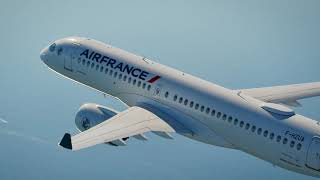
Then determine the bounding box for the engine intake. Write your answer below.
[75,103,118,132]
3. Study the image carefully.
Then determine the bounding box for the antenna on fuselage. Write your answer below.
[142,57,150,64]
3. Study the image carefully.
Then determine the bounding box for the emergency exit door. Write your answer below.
[306,137,320,170]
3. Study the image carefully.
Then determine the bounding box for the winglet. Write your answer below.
[59,133,72,150]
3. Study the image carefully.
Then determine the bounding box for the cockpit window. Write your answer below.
[49,43,56,52]
[57,47,63,55]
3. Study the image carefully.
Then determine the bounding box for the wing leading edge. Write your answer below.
[59,106,175,151]
[237,82,320,107]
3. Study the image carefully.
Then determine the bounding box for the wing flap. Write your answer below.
[59,106,175,151]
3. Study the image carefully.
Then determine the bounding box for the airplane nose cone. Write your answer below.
[40,47,48,62]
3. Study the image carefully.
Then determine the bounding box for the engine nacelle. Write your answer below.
[75,103,118,132]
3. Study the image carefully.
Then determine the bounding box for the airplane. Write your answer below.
[40,37,320,177]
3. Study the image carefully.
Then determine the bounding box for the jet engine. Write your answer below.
[75,103,128,146]
[75,103,117,131]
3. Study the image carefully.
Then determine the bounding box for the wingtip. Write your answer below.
[59,133,72,150]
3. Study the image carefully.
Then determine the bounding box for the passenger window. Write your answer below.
[119,74,122,80]
[245,123,250,130]
[96,64,99,70]
[87,61,90,67]
[137,81,141,87]
[200,106,205,112]
[105,68,108,74]
[147,84,151,91]
[174,95,178,101]
[228,116,233,123]
[128,77,132,83]
[184,99,188,105]
[211,109,216,116]
[234,119,239,125]
[82,59,85,65]
[283,138,288,145]
[142,83,146,89]
[277,135,281,142]
[179,97,183,103]
[165,92,169,98]
[290,141,295,148]
[91,62,95,68]
[222,114,227,120]
[263,130,268,137]
[123,75,127,81]
[195,104,199,110]
[100,66,104,72]
[257,128,262,135]
[240,121,244,128]
[109,70,113,76]
[251,126,256,132]
[217,112,221,118]
[269,133,274,140]
[114,72,118,78]
[190,101,194,108]
[206,108,210,114]
[133,79,137,85]
[297,143,302,151]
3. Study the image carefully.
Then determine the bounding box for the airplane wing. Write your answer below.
[59,106,175,151]
[237,82,320,107]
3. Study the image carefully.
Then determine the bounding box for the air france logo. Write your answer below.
[80,49,160,83]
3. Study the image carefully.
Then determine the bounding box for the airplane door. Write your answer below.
[64,47,73,72]
[74,48,86,75]
[306,137,320,170]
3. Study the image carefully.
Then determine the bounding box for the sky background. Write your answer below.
[0,0,320,179]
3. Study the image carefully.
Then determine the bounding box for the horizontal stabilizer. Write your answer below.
[237,82,320,105]
[59,133,72,150]
[282,100,302,107]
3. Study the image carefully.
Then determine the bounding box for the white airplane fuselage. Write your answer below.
[41,37,320,177]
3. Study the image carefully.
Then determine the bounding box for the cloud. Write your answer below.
[0,116,56,147]
[0,128,53,146]
[0,117,8,124]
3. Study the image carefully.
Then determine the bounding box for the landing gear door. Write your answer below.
[306,137,320,170]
